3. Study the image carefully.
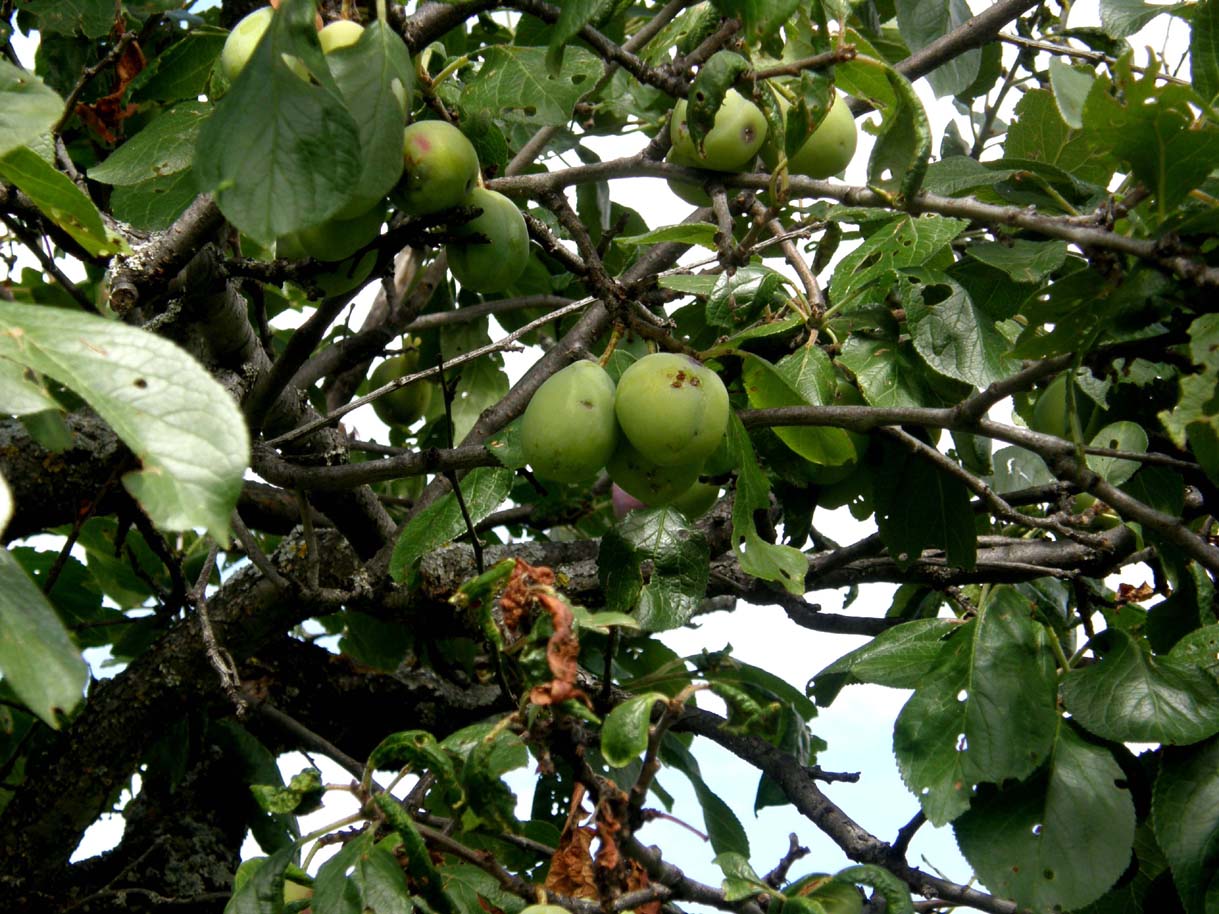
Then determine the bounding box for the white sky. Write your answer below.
[6,0,1182,901]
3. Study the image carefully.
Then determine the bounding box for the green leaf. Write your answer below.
[326,20,414,213]
[873,438,977,571]
[616,224,719,249]
[923,157,1020,197]
[810,618,958,706]
[894,588,1058,825]
[601,692,663,767]
[894,0,980,96]
[712,0,801,43]
[89,101,210,185]
[194,0,362,244]
[0,302,249,543]
[546,0,613,72]
[0,146,126,256]
[1100,0,1172,38]
[1048,58,1095,129]
[22,0,112,38]
[1194,0,1219,103]
[742,353,855,467]
[867,64,932,198]
[315,831,414,914]
[1153,735,1219,914]
[0,550,87,728]
[1086,421,1147,485]
[706,266,787,329]
[133,31,228,104]
[954,721,1136,912]
[460,45,602,126]
[1007,88,1114,188]
[964,239,1068,284]
[224,846,295,914]
[838,336,941,410]
[110,170,200,232]
[1062,629,1219,745]
[251,767,324,815]
[902,269,1021,390]
[714,850,766,901]
[0,62,63,158]
[598,507,710,632]
[834,865,912,914]
[0,356,61,415]
[684,51,751,153]
[658,273,719,296]
[389,467,513,584]
[829,214,968,309]
[726,415,808,595]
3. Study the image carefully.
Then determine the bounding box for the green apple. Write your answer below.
[395,121,481,216]
[445,188,529,294]
[607,438,703,507]
[770,91,858,179]
[277,204,384,262]
[318,19,363,53]
[1030,374,1105,439]
[522,361,619,482]
[220,6,309,83]
[669,480,719,519]
[665,147,712,205]
[614,353,729,467]
[670,89,768,172]
[370,344,433,427]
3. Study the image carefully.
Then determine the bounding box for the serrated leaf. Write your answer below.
[706,266,787,330]
[0,61,64,158]
[1062,628,1219,745]
[810,618,958,706]
[1086,421,1147,485]
[829,214,968,308]
[834,865,912,914]
[714,851,765,901]
[546,0,613,73]
[598,507,710,632]
[601,692,663,767]
[741,353,856,467]
[895,0,980,96]
[224,846,295,914]
[964,239,1068,284]
[22,0,112,38]
[867,64,932,198]
[1048,58,1094,129]
[685,51,751,153]
[902,270,1021,390]
[726,415,808,595]
[0,357,60,415]
[1193,0,1219,103]
[251,767,324,815]
[838,336,940,410]
[1100,0,1170,38]
[616,224,719,249]
[1007,89,1114,188]
[0,550,87,728]
[134,31,228,103]
[894,588,1058,825]
[194,0,361,244]
[389,467,513,584]
[658,273,719,296]
[0,146,127,256]
[461,45,602,126]
[954,721,1136,912]
[0,302,249,543]
[1153,735,1219,914]
[873,438,977,571]
[326,21,413,212]
[712,0,801,43]
[90,101,210,185]
[110,170,200,232]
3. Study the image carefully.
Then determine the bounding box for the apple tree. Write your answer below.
[2,0,1219,911]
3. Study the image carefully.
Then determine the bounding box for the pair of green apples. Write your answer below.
[521,353,729,509]
[667,87,858,203]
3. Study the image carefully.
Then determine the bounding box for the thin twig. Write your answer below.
[230,510,290,590]
[191,542,247,715]
[295,489,320,590]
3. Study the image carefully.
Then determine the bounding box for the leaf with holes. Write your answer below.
[461,45,601,126]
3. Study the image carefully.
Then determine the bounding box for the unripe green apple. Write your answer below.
[370,345,433,427]
[669,480,719,519]
[395,121,481,216]
[277,204,384,262]
[766,91,857,179]
[670,89,768,172]
[1030,374,1105,439]
[607,438,703,507]
[445,188,529,294]
[220,6,309,83]
[665,148,711,206]
[522,361,619,483]
[318,19,362,53]
[614,353,729,467]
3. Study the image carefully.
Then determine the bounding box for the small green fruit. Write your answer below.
[614,353,729,467]
[277,204,384,262]
[771,91,858,179]
[670,89,767,172]
[1030,374,1104,439]
[522,361,618,483]
[669,481,719,519]
[607,438,703,506]
[318,19,362,53]
[220,7,274,82]
[370,346,433,427]
[665,147,711,206]
[445,188,529,294]
[396,121,481,216]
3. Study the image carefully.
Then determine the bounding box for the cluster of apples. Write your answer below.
[220,8,528,295]
[521,353,728,514]
[667,87,858,203]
